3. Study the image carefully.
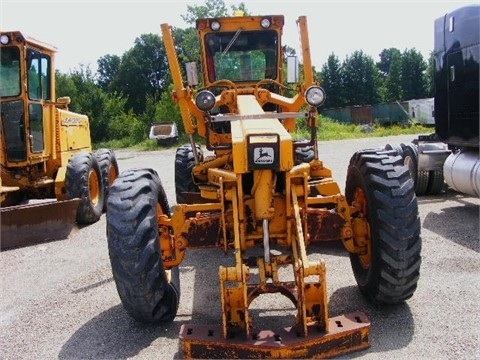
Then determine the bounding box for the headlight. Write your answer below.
[0,34,10,45]
[260,18,271,29]
[210,20,221,31]
[305,86,326,107]
[195,90,216,112]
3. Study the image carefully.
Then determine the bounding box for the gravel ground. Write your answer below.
[1,134,479,359]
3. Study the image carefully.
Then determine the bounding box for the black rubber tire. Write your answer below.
[106,168,180,323]
[175,144,203,204]
[425,169,444,195]
[294,141,315,165]
[345,149,422,304]
[94,148,119,211]
[400,143,429,196]
[66,151,104,224]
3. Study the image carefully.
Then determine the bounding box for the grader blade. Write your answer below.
[180,312,370,359]
[0,199,80,250]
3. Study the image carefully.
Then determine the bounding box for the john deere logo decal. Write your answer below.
[254,147,274,164]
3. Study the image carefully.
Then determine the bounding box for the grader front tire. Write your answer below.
[66,151,104,224]
[345,149,422,304]
[175,144,203,204]
[106,168,179,323]
[94,148,119,211]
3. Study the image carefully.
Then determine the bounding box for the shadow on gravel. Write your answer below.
[58,304,183,360]
[419,191,480,252]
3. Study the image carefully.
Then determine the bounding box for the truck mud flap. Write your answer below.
[180,312,370,359]
[0,199,81,250]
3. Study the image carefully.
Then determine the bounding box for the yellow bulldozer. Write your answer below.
[0,31,119,249]
[106,14,422,358]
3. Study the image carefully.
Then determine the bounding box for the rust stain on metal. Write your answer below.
[184,214,221,248]
[180,312,370,359]
[307,208,345,242]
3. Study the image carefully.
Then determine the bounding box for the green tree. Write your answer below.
[400,48,428,100]
[57,66,110,142]
[110,33,170,114]
[55,71,79,108]
[155,85,183,130]
[319,53,344,108]
[377,48,401,76]
[56,66,135,143]
[181,0,229,24]
[381,50,403,102]
[342,50,381,106]
[97,54,121,92]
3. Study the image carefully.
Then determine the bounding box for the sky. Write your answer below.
[1,0,477,74]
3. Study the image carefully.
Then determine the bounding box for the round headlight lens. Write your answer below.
[260,18,271,29]
[210,21,221,31]
[305,86,326,107]
[195,90,216,112]
[0,34,10,45]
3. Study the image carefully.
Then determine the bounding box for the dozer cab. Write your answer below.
[106,14,421,359]
[0,31,119,249]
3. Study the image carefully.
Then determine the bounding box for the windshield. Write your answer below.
[205,30,278,83]
[0,46,21,97]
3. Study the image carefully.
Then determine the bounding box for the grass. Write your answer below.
[295,117,432,141]
[96,117,433,151]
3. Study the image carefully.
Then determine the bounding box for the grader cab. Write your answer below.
[106,14,421,358]
[0,31,119,249]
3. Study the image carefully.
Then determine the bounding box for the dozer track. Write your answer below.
[0,198,80,250]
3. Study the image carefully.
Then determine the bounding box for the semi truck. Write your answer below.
[391,4,479,197]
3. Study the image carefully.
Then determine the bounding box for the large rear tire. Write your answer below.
[94,148,119,211]
[66,151,104,224]
[175,144,203,204]
[345,149,422,304]
[107,168,179,323]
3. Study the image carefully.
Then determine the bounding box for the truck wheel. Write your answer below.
[345,149,422,304]
[426,170,444,195]
[107,168,180,323]
[401,143,429,196]
[175,144,203,204]
[94,149,119,211]
[66,151,104,224]
[294,141,315,164]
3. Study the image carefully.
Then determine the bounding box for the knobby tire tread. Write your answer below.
[66,151,104,224]
[106,168,179,323]
[95,148,119,211]
[175,144,203,204]
[345,149,422,304]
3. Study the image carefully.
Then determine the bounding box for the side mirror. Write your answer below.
[286,56,298,83]
[185,62,198,86]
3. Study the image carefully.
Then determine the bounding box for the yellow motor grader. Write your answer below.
[0,31,119,249]
[106,14,422,359]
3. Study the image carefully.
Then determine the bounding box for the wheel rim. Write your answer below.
[108,165,118,185]
[88,169,101,206]
[353,187,372,269]
[404,155,415,181]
